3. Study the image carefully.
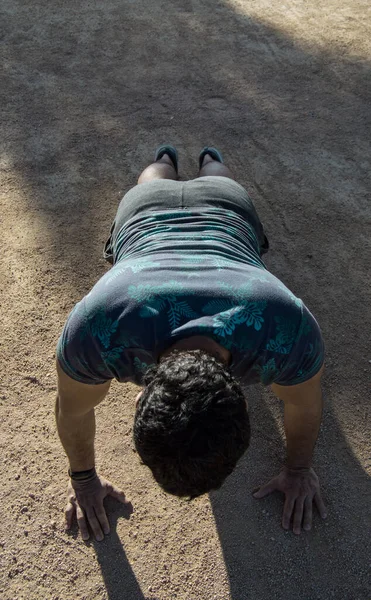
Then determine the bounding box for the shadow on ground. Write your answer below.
[90,499,147,600]
[1,0,370,598]
[210,384,371,599]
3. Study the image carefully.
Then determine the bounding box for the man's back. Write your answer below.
[57,199,323,387]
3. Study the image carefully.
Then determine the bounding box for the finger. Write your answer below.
[108,485,129,504]
[293,497,305,535]
[303,497,313,531]
[314,491,327,519]
[252,479,278,499]
[76,504,90,541]
[94,505,110,536]
[282,496,295,530]
[86,508,104,542]
[64,501,75,530]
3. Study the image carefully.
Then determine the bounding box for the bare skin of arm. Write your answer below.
[56,361,128,541]
[253,366,327,534]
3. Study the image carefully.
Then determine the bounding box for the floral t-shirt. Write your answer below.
[57,207,324,386]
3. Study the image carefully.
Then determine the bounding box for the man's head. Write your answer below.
[133,349,250,498]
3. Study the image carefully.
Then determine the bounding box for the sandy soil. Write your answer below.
[1,1,370,599]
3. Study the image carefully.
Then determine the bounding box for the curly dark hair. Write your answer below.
[133,349,250,498]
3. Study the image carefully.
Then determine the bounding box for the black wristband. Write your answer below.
[68,467,97,481]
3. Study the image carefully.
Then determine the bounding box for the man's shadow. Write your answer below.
[209,384,371,600]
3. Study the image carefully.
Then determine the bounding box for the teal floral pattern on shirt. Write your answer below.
[89,312,119,349]
[266,316,297,354]
[212,302,267,337]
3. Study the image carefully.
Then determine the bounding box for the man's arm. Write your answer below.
[56,361,128,541]
[253,366,327,534]
[56,360,109,470]
[276,365,324,470]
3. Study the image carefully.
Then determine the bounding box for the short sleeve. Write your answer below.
[273,303,325,386]
[56,298,115,384]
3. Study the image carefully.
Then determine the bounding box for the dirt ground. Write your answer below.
[1,0,370,598]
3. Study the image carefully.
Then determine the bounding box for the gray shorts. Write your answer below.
[104,176,269,264]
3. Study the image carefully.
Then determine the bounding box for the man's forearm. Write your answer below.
[55,396,96,471]
[284,394,323,469]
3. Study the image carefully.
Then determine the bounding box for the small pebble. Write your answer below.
[15,474,20,481]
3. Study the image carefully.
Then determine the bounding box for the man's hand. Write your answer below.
[253,466,327,534]
[65,473,129,541]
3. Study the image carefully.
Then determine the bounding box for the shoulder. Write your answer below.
[271,301,324,386]
[229,271,324,386]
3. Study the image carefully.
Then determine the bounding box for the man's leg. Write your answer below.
[198,153,234,179]
[138,153,178,184]
[104,151,178,263]
[197,150,269,255]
